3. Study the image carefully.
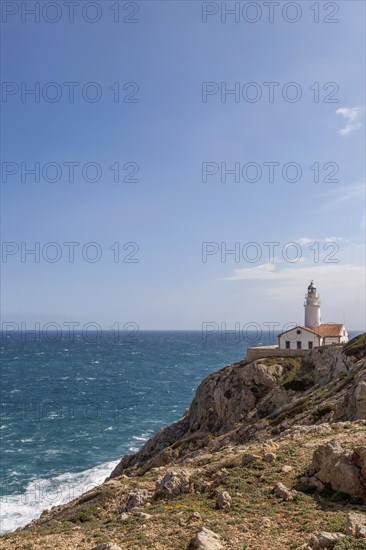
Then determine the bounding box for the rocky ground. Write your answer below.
[1,334,365,550]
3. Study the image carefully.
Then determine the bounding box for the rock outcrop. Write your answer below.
[305,440,366,499]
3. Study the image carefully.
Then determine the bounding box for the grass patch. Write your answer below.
[334,538,366,549]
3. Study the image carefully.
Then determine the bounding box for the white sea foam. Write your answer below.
[0,459,119,535]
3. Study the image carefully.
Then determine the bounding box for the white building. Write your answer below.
[277,281,349,351]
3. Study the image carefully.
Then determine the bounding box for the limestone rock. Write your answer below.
[346,511,366,538]
[215,488,232,510]
[281,465,293,473]
[307,531,345,548]
[155,470,192,499]
[273,482,294,501]
[122,489,152,512]
[188,527,224,549]
[307,440,366,499]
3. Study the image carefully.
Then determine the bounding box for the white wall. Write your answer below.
[279,327,321,350]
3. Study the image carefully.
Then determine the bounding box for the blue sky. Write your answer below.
[1,0,365,330]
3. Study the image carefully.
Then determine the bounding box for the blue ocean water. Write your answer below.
[0,329,360,533]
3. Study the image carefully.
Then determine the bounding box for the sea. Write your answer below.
[0,329,361,534]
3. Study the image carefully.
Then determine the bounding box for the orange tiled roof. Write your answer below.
[313,324,344,337]
[278,324,344,337]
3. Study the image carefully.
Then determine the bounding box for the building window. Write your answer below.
[297,341,302,350]
[308,341,313,350]
[285,341,290,349]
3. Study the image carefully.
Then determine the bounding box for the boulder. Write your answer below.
[345,512,366,538]
[215,488,232,511]
[307,440,366,499]
[188,527,224,549]
[307,531,345,548]
[273,482,294,501]
[155,470,192,499]
[122,489,152,512]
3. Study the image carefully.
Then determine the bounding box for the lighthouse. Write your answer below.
[246,280,349,360]
[304,280,321,328]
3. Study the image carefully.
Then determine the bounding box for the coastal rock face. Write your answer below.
[306,440,366,499]
[108,336,366,479]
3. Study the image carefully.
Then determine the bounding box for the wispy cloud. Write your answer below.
[296,236,348,246]
[224,263,364,286]
[336,106,363,136]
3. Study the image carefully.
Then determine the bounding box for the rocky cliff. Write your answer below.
[108,336,366,479]
[1,334,365,550]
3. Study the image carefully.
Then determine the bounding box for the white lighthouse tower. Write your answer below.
[304,280,321,328]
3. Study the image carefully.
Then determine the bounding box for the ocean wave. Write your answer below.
[0,459,119,535]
